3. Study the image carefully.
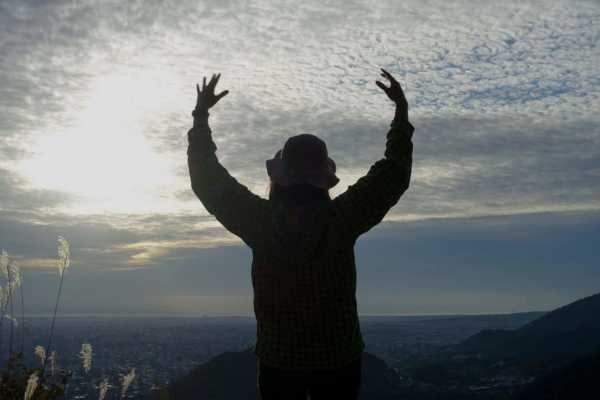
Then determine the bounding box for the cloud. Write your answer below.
[353,209,600,314]
[7,207,600,315]
[0,212,133,261]
[0,166,72,211]
[2,0,599,216]
[182,111,600,224]
[112,235,241,267]
[1,0,599,314]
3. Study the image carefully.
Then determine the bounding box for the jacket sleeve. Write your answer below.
[332,117,414,242]
[187,114,269,248]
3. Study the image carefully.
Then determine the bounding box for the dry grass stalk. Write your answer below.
[23,372,39,400]
[80,343,93,373]
[121,368,136,398]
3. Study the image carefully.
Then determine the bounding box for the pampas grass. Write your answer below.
[48,350,57,376]
[19,263,25,354]
[0,250,8,278]
[43,236,71,375]
[79,343,92,373]
[23,372,39,400]
[0,250,24,358]
[34,345,46,366]
[8,259,21,356]
[97,378,111,400]
[121,368,136,399]
[1,242,69,400]
[0,250,10,357]
[1,237,139,400]
[57,237,70,277]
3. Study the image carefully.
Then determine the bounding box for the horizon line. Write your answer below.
[20,310,548,319]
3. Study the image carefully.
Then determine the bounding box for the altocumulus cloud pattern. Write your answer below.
[0,0,599,315]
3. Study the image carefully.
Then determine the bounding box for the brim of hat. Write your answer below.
[266,157,340,190]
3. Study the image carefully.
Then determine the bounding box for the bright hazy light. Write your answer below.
[18,71,187,215]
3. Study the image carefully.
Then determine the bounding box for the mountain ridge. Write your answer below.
[457,292,600,360]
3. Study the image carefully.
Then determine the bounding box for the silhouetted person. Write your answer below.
[187,69,413,400]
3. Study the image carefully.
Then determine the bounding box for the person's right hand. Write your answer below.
[195,73,229,113]
[376,68,408,121]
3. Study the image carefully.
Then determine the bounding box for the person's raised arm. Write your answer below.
[187,73,269,248]
[332,68,414,243]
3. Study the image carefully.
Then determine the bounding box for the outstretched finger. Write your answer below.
[380,68,398,84]
[208,73,221,91]
[375,80,389,93]
[203,77,207,91]
[216,90,229,101]
[196,84,200,96]
[212,73,222,90]
[207,73,216,90]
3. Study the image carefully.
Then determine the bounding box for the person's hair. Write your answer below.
[268,181,331,207]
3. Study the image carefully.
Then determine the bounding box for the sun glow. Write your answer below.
[17,72,186,215]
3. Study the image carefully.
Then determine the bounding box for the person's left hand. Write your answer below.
[195,73,229,112]
[376,68,408,122]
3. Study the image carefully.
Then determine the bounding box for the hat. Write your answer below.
[266,133,339,189]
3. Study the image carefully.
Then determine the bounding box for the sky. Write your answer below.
[0,0,599,316]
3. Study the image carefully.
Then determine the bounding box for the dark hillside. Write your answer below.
[517,350,600,399]
[168,349,406,400]
[458,292,600,360]
[168,348,489,399]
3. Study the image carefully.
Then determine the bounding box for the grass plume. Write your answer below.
[98,378,111,400]
[121,368,136,399]
[34,345,46,366]
[0,250,23,359]
[43,236,71,376]
[80,343,93,373]
[23,372,39,400]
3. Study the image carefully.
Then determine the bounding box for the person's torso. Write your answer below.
[250,200,364,369]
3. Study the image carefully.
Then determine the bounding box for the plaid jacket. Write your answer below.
[188,113,414,370]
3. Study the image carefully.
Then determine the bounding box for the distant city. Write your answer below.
[2,312,543,399]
